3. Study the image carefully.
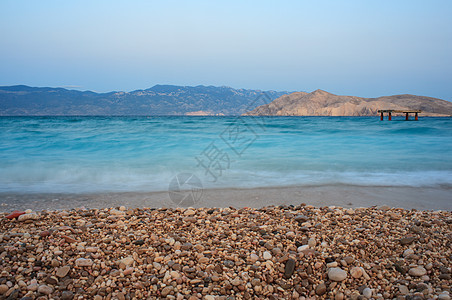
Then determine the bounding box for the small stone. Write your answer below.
[18,213,39,221]
[263,251,272,260]
[61,290,74,300]
[85,247,98,252]
[231,278,242,286]
[315,283,326,295]
[161,286,173,297]
[110,209,125,216]
[294,215,309,223]
[250,253,259,262]
[56,266,71,278]
[0,284,8,294]
[335,292,344,300]
[184,209,196,216]
[297,245,309,252]
[5,210,25,219]
[438,292,450,300]
[400,236,416,245]
[62,235,77,243]
[409,266,427,277]
[308,238,316,248]
[38,284,53,295]
[403,249,414,257]
[75,258,93,267]
[350,267,363,278]
[123,267,134,275]
[120,256,134,266]
[328,267,347,281]
[39,230,51,237]
[119,206,126,211]
[399,285,409,295]
[362,287,372,298]
[284,258,296,278]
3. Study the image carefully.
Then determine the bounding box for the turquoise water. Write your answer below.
[0,116,451,193]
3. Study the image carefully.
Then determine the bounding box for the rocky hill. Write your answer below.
[245,89,452,117]
[0,85,287,116]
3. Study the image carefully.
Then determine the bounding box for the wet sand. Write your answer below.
[1,185,451,213]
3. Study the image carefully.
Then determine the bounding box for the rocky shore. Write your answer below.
[0,205,451,300]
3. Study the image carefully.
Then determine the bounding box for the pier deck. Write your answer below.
[378,110,421,121]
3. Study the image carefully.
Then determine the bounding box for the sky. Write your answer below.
[1,0,451,100]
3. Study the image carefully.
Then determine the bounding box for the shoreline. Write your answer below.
[1,184,451,213]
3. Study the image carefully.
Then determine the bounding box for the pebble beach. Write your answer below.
[0,205,451,300]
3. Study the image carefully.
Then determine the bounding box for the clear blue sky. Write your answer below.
[1,0,451,100]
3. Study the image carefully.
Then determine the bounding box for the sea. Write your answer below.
[0,116,451,209]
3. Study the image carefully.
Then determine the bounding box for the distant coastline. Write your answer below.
[2,85,452,117]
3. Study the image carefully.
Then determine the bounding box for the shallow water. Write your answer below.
[0,116,451,195]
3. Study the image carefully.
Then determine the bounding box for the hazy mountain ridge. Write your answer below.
[245,89,452,117]
[0,85,287,116]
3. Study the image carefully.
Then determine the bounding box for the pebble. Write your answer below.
[409,266,427,277]
[403,248,414,257]
[18,213,39,221]
[0,284,8,294]
[284,258,296,278]
[315,283,326,295]
[350,266,363,278]
[75,258,93,267]
[362,287,372,298]
[328,267,347,281]
[263,251,272,260]
[0,205,450,299]
[61,291,74,300]
[38,284,53,295]
[56,265,71,278]
[5,210,25,219]
[400,235,416,245]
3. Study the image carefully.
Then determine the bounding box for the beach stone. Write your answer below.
[40,230,51,237]
[0,284,8,294]
[110,209,125,216]
[5,210,25,219]
[409,266,427,277]
[120,256,134,266]
[362,287,372,298]
[161,286,173,297]
[224,260,234,268]
[56,265,71,278]
[315,283,326,295]
[184,209,196,216]
[61,291,74,300]
[400,236,416,245]
[123,267,134,275]
[438,292,450,300]
[38,284,53,295]
[18,213,39,221]
[399,285,409,295]
[350,267,363,278]
[328,267,347,281]
[263,251,272,260]
[62,235,77,243]
[86,247,98,252]
[294,215,309,223]
[308,238,316,248]
[119,206,126,211]
[403,248,414,257]
[75,258,93,267]
[284,258,296,278]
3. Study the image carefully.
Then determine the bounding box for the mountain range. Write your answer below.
[0,85,287,116]
[245,89,452,117]
[1,85,451,116]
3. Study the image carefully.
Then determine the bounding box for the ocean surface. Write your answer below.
[1,116,452,195]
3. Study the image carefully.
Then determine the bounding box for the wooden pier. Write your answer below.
[378,110,421,121]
